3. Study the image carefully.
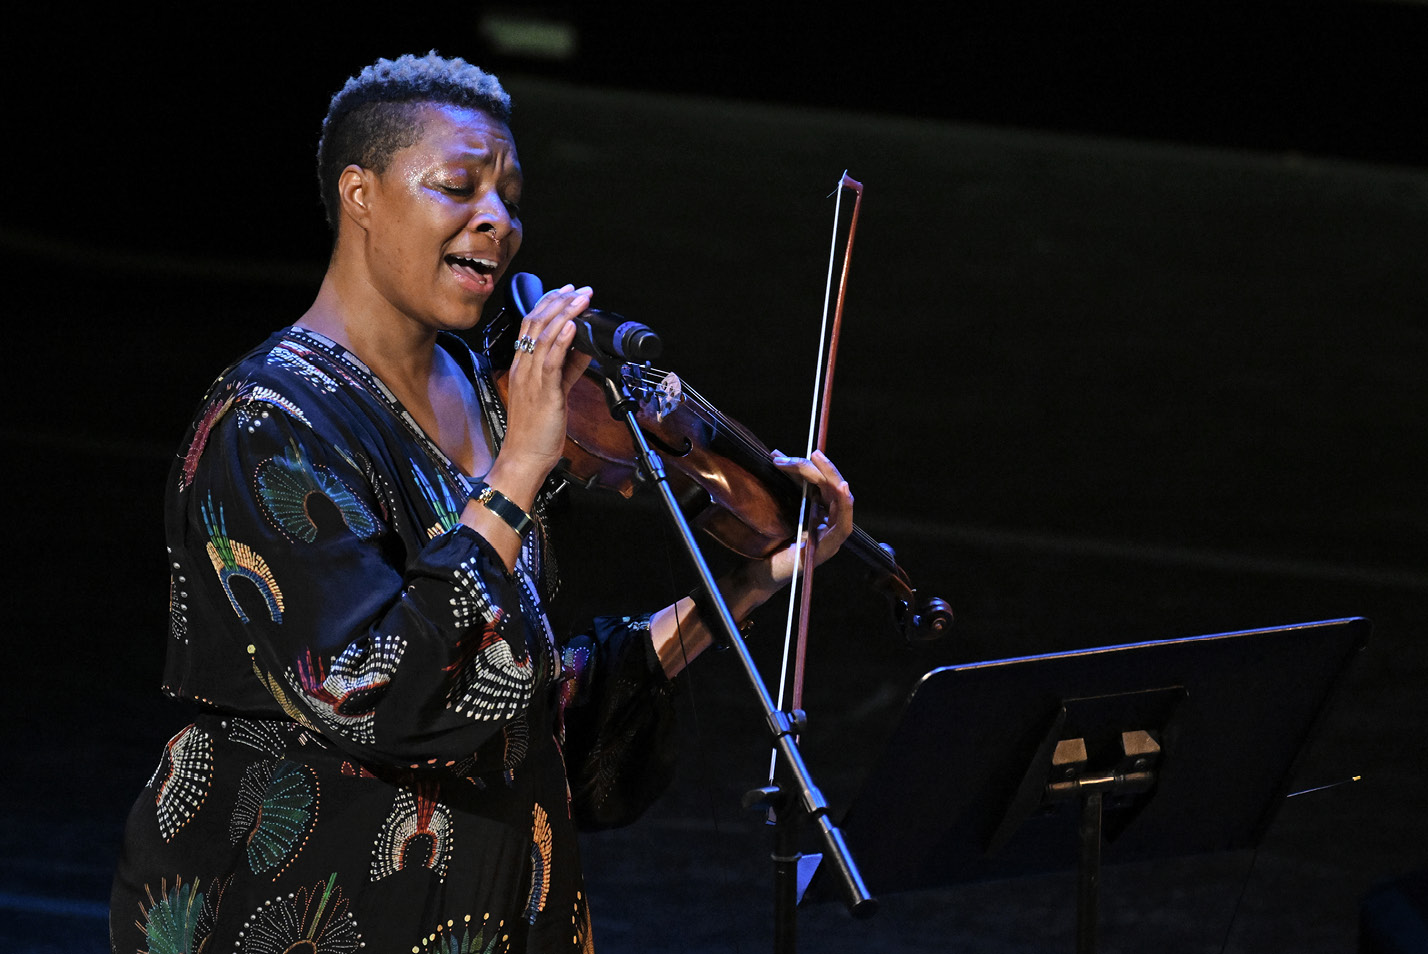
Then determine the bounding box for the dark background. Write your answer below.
[3,4,1426,952]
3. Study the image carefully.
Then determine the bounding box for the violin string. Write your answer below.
[645,370,775,462]
[684,388,771,458]
[646,369,867,571]
[643,367,896,573]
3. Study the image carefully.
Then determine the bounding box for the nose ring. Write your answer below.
[473,221,500,244]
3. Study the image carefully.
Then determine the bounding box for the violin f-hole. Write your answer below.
[641,429,693,459]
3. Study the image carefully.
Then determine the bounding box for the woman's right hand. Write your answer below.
[480,284,593,510]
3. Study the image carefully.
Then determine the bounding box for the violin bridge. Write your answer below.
[650,371,683,423]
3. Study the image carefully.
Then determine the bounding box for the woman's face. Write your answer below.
[358,104,524,333]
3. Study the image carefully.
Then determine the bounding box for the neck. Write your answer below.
[298,260,443,394]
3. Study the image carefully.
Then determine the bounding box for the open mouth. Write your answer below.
[445,254,499,289]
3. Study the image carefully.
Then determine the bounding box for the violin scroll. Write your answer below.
[865,540,953,643]
[906,595,954,642]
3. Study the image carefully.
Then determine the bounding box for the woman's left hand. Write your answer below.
[763,448,855,587]
[649,447,854,677]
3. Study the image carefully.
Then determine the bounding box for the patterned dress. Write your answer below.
[110,327,677,953]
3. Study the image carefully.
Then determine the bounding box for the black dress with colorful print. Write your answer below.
[109,327,677,954]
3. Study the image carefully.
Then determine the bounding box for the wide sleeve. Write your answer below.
[171,390,541,769]
[558,615,679,831]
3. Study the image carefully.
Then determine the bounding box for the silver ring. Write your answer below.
[514,335,536,354]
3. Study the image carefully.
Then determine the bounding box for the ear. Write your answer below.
[337,164,376,232]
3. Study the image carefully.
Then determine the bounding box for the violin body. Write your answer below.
[493,361,953,641]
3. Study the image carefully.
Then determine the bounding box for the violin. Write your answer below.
[491,348,952,643]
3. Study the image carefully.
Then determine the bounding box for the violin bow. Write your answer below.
[773,172,864,731]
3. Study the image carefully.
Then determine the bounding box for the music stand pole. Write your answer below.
[1077,791,1102,954]
[598,370,878,944]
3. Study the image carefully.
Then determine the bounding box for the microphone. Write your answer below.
[508,272,663,361]
[572,309,663,362]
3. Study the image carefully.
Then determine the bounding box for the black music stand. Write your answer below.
[805,617,1369,953]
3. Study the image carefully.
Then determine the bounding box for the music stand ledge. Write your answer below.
[806,617,1370,953]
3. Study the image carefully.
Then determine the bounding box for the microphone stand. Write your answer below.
[596,365,877,951]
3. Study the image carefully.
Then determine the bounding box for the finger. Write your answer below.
[813,473,852,525]
[560,347,593,393]
[535,287,590,338]
[529,283,576,316]
[513,287,573,366]
[829,478,854,527]
[813,477,854,565]
[520,284,588,338]
[770,450,839,497]
[541,316,579,375]
[541,284,591,318]
[517,284,570,334]
[809,449,846,486]
[773,449,852,536]
[518,287,590,370]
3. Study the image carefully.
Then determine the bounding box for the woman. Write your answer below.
[110,52,853,953]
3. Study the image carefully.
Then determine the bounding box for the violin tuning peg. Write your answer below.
[908,596,953,643]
